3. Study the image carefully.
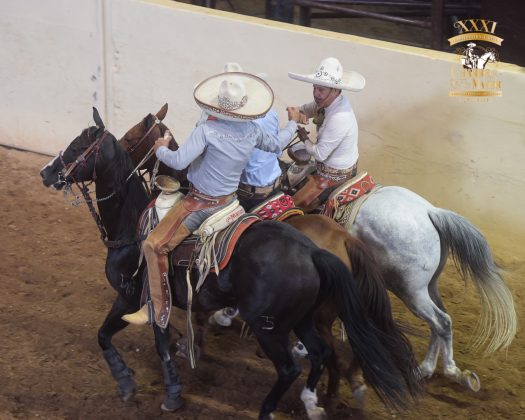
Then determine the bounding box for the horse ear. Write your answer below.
[93,107,105,129]
[156,103,168,121]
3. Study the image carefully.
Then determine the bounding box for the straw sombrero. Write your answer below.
[193,72,274,121]
[288,57,365,92]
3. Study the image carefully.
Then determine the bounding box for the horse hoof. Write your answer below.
[463,370,481,392]
[306,407,326,420]
[161,396,184,412]
[352,384,367,409]
[121,388,135,402]
[118,377,136,402]
[175,339,201,361]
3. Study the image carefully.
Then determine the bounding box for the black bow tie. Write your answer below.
[313,107,325,129]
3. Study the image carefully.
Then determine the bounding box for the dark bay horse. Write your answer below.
[40,108,422,418]
[120,106,422,405]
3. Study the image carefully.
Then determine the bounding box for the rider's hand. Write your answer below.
[154,130,172,151]
[297,126,310,143]
[287,107,307,124]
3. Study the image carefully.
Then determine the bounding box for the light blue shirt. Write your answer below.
[240,109,297,187]
[156,119,282,196]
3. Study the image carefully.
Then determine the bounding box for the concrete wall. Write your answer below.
[1,0,524,250]
[0,0,106,153]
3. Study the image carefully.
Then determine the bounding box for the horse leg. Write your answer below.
[254,332,301,420]
[312,305,340,404]
[176,312,206,360]
[294,319,331,420]
[347,358,367,408]
[439,326,481,392]
[403,289,480,390]
[419,331,441,379]
[98,295,137,401]
[152,324,184,412]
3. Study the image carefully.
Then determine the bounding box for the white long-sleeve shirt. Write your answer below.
[300,95,358,170]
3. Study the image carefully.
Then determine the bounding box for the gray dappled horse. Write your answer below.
[343,184,517,390]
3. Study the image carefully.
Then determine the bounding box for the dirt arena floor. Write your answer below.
[0,145,523,419]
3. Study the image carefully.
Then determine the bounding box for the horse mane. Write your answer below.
[98,133,150,240]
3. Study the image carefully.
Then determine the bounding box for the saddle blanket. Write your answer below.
[249,192,299,221]
[322,172,376,218]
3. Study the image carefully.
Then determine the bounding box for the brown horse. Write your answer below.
[120,106,420,407]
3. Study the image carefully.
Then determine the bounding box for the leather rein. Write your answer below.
[60,129,147,249]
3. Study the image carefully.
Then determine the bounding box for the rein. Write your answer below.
[60,129,145,249]
[78,184,145,248]
[126,117,161,155]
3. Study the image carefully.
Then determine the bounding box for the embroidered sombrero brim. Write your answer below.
[194,72,274,121]
[288,70,365,92]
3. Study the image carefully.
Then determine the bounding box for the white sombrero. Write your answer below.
[194,72,274,121]
[288,57,365,92]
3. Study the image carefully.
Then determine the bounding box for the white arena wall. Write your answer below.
[1,0,524,250]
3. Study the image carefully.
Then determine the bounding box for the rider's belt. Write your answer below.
[238,178,280,196]
[187,186,235,206]
[316,161,358,182]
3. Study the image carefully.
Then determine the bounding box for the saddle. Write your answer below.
[171,213,259,271]
[137,188,255,277]
[321,172,380,223]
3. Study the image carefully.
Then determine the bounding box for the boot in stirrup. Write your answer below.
[122,301,153,326]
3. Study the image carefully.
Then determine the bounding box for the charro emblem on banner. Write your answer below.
[448,19,503,100]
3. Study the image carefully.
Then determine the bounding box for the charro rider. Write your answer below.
[124,71,300,327]
[225,62,298,210]
[464,42,478,69]
[197,62,298,211]
[286,57,365,212]
[204,62,299,328]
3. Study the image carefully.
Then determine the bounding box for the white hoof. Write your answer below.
[352,384,367,408]
[209,308,235,327]
[292,341,308,359]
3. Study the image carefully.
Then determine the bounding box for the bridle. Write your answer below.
[125,116,161,156]
[122,116,164,193]
[59,128,144,248]
[60,129,109,183]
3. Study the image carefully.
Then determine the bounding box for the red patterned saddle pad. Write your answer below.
[250,192,296,220]
[322,173,376,217]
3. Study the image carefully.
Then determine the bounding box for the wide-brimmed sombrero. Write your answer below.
[193,72,274,121]
[288,57,365,92]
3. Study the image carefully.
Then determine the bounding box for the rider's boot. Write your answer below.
[123,224,191,328]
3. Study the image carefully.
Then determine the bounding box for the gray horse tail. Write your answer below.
[428,209,517,354]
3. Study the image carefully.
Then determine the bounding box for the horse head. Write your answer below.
[118,104,189,191]
[40,107,123,190]
[118,103,179,170]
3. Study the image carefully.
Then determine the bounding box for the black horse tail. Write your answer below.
[311,249,422,411]
[344,236,423,384]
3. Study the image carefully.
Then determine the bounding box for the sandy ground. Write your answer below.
[0,145,523,419]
